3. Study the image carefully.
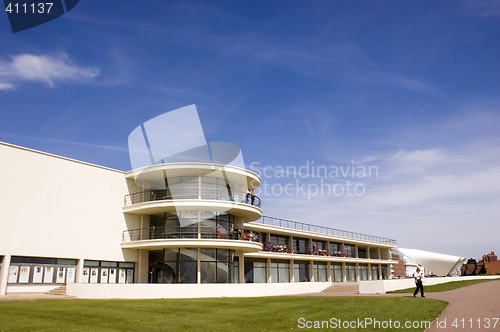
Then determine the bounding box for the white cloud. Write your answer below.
[463,0,500,17]
[0,53,99,89]
[0,82,14,90]
[260,132,500,259]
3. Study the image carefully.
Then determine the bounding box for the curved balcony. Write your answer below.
[121,227,263,252]
[123,190,262,220]
[125,162,261,190]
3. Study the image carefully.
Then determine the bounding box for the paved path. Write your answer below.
[425,280,500,331]
[296,280,500,331]
[0,292,75,301]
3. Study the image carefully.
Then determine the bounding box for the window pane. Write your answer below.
[271,264,278,283]
[253,266,267,283]
[279,265,290,283]
[200,262,216,283]
[216,262,229,283]
[201,248,216,261]
[179,262,197,283]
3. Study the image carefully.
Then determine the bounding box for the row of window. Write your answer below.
[149,176,241,201]
[147,248,390,284]
[6,256,135,285]
[244,260,389,283]
[149,248,236,284]
[149,211,234,239]
[263,233,388,259]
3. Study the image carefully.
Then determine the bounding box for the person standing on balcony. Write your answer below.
[245,189,251,203]
[250,189,256,205]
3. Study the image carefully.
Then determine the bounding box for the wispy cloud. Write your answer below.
[463,0,500,17]
[0,132,128,153]
[259,108,500,258]
[0,53,99,90]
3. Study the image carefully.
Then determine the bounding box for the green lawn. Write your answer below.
[388,278,497,294]
[0,296,446,332]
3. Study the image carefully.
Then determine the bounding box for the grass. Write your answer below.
[388,278,497,294]
[0,296,447,332]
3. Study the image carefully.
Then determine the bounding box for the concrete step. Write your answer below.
[44,285,67,296]
[322,282,359,293]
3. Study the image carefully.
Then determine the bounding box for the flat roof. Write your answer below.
[0,141,125,174]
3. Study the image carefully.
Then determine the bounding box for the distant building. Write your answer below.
[402,255,426,277]
[462,252,500,276]
[390,250,406,278]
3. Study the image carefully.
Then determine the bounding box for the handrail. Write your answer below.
[124,189,261,208]
[252,216,397,245]
[122,226,262,243]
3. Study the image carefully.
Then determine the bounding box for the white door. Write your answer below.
[108,269,116,283]
[90,268,98,283]
[66,267,76,283]
[56,267,66,283]
[81,268,90,283]
[43,267,54,283]
[100,268,109,283]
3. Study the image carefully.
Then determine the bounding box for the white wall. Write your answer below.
[359,275,500,294]
[67,282,332,299]
[7,285,60,293]
[0,142,138,263]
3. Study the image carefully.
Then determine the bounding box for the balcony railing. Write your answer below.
[263,245,364,258]
[122,226,262,243]
[253,216,397,245]
[124,190,261,208]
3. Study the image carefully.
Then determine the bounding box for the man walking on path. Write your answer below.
[413,267,425,297]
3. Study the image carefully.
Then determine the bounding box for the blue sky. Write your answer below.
[1,1,499,260]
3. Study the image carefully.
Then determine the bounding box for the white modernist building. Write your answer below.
[0,141,397,297]
[398,248,466,277]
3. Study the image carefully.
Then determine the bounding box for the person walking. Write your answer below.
[413,267,425,297]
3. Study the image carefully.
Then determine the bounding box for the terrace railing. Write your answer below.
[124,189,261,208]
[252,216,396,245]
[122,226,262,243]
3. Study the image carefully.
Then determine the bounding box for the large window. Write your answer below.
[331,263,343,282]
[244,259,267,283]
[359,264,369,281]
[233,261,239,283]
[312,240,326,254]
[200,176,234,200]
[271,260,290,283]
[200,248,235,283]
[370,248,379,259]
[165,176,198,199]
[200,212,233,239]
[150,176,235,201]
[270,234,288,246]
[293,262,310,282]
[329,242,341,255]
[371,265,380,280]
[294,238,309,254]
[313,263,327,282]
[149,211,234,239]
[344,244,356,258]
[346,263,357,282]
[149,248,197,283]
[381,265,389,279]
